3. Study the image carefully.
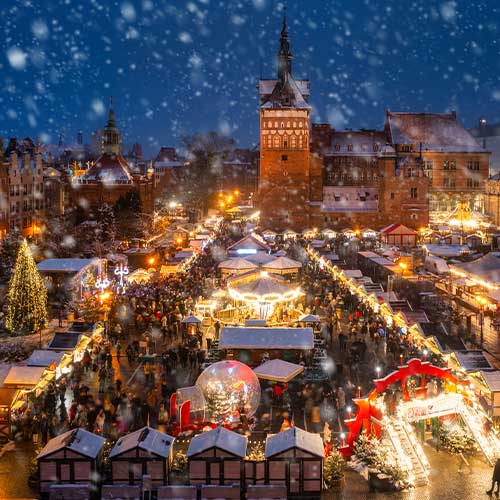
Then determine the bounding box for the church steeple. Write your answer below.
[277,10,292,82]
[102,96,120,155]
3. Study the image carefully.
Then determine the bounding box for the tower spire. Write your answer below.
[277,8,292,82]
[107,96,116,128]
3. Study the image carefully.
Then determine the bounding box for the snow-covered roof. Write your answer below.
[245,253,277,265]
[380,223,418,236]
[254,359,304,383]
[425,244,469,258]
[262,256,302,271]
[219,327,314,350]
[479,370,500,392]
[218,258,258,271]
[187,427,247,458]
[37,258,98,273]
[322,130,391,156]
[227,234,270,252]
[76,153,133,183]
[38,428,105,460]
[3,366,46,387]
[265,427,324,458]
[343,270,363,279]
[386,112,485,152]
[453,350,493,372]
[27,350,65,367]
[110,427,174,459]
[451,252,500,285]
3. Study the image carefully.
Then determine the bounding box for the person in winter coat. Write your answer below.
[487,458,500,495]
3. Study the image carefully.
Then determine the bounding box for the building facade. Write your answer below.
[258,19,490,232]
[70,101,153,213]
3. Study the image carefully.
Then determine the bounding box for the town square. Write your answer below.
[2,1,500,499]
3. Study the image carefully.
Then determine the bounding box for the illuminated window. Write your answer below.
[287,121,291,128]
[299,122,303,128]
[290,135,297,148]
[273,136,280,148]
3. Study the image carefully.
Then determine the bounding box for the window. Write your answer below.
[299,122,303,128]
[347,144,353,152]
[401,145,412,152]
[273,136,280,148]
[467,160,473,170]
[287,121,290,128]
[390,192,395,200]
[450,160,456,170]
[373,144,379,152]
[474,179,480,188]
[443,160,449,170]
[443,177,456,188]
[290,135,297,148]
[334,144,340,151]
[467,178,473,188]
[474,161,480,171]
[283,140,288,148]
[407,167,415,177]
[424,160,433,170]
[410,187,418,199]
[281,155,288,161]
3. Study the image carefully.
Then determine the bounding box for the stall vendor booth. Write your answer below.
[448,350,494,374]
[27,350,65,368]
[110,426,175,487]
[3,366,47,390]
[219,327,314,366]
[468,370,500,418]
[37,428,105,494]
[188,427,247,486]
[265,427,324,498]
[0,388,20,440]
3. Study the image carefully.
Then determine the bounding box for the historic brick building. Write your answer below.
[0,138,45,238]
[70,101,153,213]
[258,18,489,232]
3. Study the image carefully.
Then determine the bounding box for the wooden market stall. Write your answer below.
[265,427,324,498]
[37,428,105,495]
[0,388,20,440]
[219,327,314,366]
[187,427,247,486]
[109,426,175,487]
[3,366,47,389]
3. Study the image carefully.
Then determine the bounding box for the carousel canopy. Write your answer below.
[296,314,321,323]
[27,350,65,367]
[187,426,247,458]
[254,359,304,383]
[110,426,174,459]
[262,256,302,273]
[228,273,302,303]
[3,366,46,387]
[220,327,314,350]
[218,257,257,271]
[126,268,152,284]
[38,428,105,460]
[182,315,202,324]
[265,427,324,458]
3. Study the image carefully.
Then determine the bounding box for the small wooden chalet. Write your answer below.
[187,427,247,486]
[109,426,174,486]
[37,428,105,494]
[265,427,324,498]
[0,388,19,440]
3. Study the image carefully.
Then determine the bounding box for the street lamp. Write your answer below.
[399,261,407,277]
[375,366,381,378]
[476,295,488,346]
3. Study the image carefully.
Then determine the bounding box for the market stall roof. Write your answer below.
[218,258,257,271]
[262,256,302,272]
[3,366,47,387]
[265,427,324,458]
[219,327,314,350]
[380,223,418,236]
[27,350,65,367]
[181,315,202,324]
[254,359,304,382]
[110,426,174,459]
[296,314,321,323]
[451,252,500,286]
[453,350,493,372]
[479,370,500,392]
[245,253,277,265]
[37,258,99,273]
[0,387,20,407]
[487,290,500,303]
[187,426,247,458]
[425,244,469,258]
[38,428,105,460]
[227,234,270,253]
[48,332,83,350]
[343,270,363,279]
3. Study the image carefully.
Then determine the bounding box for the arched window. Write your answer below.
[268,121,272,128]
[273,135,281,148]
[287,121,291,128]
[299,122,303,128]
[293,122,297,128]
[290,135,297,148]
[281,122,285,128]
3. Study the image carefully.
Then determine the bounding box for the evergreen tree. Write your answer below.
[0,229,22,282]
[5,239,48,335]
[95,203,117,255]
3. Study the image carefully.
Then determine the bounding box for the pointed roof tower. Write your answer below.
[102,96,120,155]
[258,12,310,109]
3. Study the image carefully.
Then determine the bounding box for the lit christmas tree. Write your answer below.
[5,239,48,335]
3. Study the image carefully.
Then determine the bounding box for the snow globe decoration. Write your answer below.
[196,360,261,424]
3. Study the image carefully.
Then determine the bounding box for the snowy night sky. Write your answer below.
[1,0,500,155]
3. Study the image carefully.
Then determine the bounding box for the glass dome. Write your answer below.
[196,360,261,423]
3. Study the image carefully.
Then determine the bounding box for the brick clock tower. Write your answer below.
[258,16,311,231]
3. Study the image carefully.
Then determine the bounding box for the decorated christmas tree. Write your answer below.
[5,239,48,335]
[323,447,346,487]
